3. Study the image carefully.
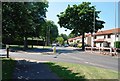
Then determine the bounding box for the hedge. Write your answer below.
[114,41,120,48]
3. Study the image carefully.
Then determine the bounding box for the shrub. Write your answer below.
[77,43,82,48]
[114,41,120,48]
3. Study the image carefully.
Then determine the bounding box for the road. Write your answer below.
[1,47,118,71]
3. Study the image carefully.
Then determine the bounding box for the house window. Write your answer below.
[117,34,119,37]
[100,43,102,47]
[94,36,96,39]
[108,34,111,38]
[104,35,106,38]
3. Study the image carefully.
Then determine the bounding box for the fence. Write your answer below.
[85,47,120,56]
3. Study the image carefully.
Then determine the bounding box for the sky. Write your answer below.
[46,1,119,35]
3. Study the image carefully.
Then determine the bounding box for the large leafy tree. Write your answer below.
[57,2,105,51]
[60,34,68,41]
[2,2,48,50]
[56,37,64,45]
[68,33,76,39]
[40,20,58,46]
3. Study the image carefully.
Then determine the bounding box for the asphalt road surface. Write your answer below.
[1,47,118,71]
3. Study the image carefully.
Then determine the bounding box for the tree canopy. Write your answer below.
[40,20,58,45]
[57,2,105,50]
[60,34,68,41]
[2,2,48,49]
[56,37,64,45]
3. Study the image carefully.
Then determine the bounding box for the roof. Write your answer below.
[94,28,120,36]
[94,39,106,42]
[68,36,82,41]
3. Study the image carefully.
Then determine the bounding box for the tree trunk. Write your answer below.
[82,32,85,51]
[24,36,28,50]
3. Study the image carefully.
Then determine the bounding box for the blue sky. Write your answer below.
[46,1,118,35]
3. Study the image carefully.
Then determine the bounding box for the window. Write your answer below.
[117,34,119,37]
[104,35,106,38]
[94,36,96,39]
[108,34,111,38]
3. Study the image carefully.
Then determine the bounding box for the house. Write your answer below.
[68,34,92,46]
[93,28,120,48]
[68,28,120,48]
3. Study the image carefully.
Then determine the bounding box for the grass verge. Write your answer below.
[2,58,16,79]
[46,62,118,80]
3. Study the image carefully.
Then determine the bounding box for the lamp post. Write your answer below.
[91,6,96,52]
[114,1,117,55]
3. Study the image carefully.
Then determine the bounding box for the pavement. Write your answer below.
[12,59,61,80]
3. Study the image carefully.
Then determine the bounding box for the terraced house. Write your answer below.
[68,28,120,48]
[94,28,120,48]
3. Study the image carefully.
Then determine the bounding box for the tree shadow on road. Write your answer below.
[10,47,53,53]
[56,48,84,54]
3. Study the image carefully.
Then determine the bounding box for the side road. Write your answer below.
[12,59,61,80]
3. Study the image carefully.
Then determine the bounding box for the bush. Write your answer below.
[114,41,120,48]
[77,43,82,48]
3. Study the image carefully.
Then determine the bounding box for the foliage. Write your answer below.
[40,20,58,45]
[2,2,48,49]
[114,41,120,48]
[56,37,64,45]
[2,58,16,79]
[60,34,68,41]
[68,33,76,39]
[57,2,105,50]
[77,43,82,48]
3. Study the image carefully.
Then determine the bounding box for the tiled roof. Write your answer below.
[94,28,120,36]
[94,39,106,42]
[68,28,120,41]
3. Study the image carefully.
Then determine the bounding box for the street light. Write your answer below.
[91,6,96,52]
[114,0,117,54]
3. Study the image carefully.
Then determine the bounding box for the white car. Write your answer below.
[52,43,57,47]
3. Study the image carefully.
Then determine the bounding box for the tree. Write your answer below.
[57,2,105,51]
[2,2,48,50]
[60,34,68,41]
[68,33,76,39]
[40,20,58,46]
[56,37,64,45]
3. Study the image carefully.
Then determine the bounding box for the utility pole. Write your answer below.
[91,6,96,52]
[114,1,117,55]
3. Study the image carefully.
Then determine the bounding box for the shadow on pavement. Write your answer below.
[10,47,53,53]
[9,46,84,54]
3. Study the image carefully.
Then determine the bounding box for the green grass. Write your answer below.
[2,58,16,79]
[46,62,118,80]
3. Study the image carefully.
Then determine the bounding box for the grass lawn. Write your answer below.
[46,62,118,80]
[2,58,16,79]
